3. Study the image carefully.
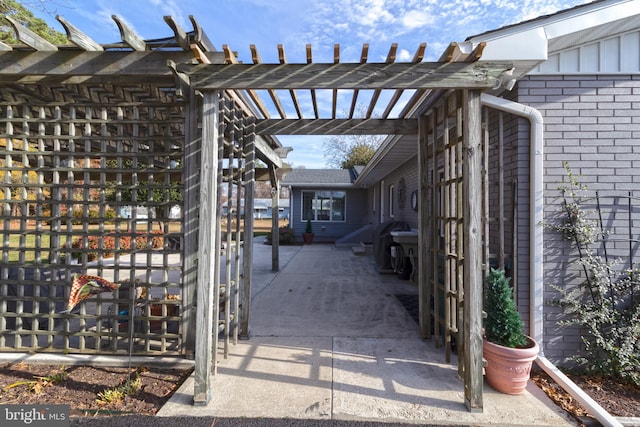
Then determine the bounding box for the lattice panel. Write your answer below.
[0,98,186,355]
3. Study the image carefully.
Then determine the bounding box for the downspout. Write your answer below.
[480,94,543,345]
[480,93,623,427]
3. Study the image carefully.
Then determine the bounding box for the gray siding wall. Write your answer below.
[517,74,640,365]
[367,157,419,229]
[290,187,369,242]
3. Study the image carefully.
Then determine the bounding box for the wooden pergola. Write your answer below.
[0,13,516,412]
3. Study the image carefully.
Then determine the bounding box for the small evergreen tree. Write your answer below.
[484,268,528,348]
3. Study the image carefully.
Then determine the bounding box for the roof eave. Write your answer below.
[283,183,357,189]
[466,0,638,63]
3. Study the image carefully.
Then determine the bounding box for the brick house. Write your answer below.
[355,0,640,366]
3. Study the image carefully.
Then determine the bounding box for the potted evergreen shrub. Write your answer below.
[483,268,539,394]
[302,219,314,244]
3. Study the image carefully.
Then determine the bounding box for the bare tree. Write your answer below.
[322,106,385,168]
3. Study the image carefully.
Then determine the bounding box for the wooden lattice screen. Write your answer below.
[422,92,465,368]
[421,92,515,376]
[0,96,186,355]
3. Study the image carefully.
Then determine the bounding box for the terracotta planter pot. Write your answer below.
[150,303,178,332]
[302,232,314,244]
[483,336,539,395]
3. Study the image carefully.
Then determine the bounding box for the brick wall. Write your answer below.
[516,74,640,365]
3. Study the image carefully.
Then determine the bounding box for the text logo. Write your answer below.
[1,405,69,427]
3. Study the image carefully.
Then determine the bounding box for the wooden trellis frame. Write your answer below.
[0,15,277,361]
[0,11,523,412]
[417,91,518,412]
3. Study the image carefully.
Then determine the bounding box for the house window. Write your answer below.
[302,191,346,222]
[388,184,395,218]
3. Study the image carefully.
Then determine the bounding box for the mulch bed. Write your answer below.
[531,366,640,426]
[0,362,192,417]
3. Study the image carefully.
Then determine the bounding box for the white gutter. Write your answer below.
[480,93,623,427]
[480,94,544,343]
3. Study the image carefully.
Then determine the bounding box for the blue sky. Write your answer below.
[31,0,591,168]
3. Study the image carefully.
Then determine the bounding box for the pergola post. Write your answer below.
[462,89,484,412]
[182,87,200,357]
[240,118,256,339]
[417,114,431,340]
[269,165,280,272]
[193,90,220,406]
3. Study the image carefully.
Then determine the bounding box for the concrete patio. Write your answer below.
[158,240,576,426]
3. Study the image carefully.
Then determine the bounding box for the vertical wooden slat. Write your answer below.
[63,106,76,352]
[161,109,175,353]
[270,165,279,272]
[456,99,465,378]
[233,116,243,344]
[417,112,431,339]
[224,102,235,359]
[462,89,484,413]
[130,106,140,281]
[145,106,156,354]
[483,107,490,273]
[193,90,220,406]
[15,105,30,349]
[110,106,125,353]
[212,97,226,370]
[79,106,93,352]
[432,105,441,349]
[16,105,30,349]
[94,107,109,350]
[0,105,11,348]
[240,117,256,339]
[35,107,45,270]
[444,103,453,362]
[182,87,200,357]
[113,107,124,286]
[48,106,62,348]
[431,110,439,346]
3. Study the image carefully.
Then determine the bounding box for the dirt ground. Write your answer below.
[0,362,192,416]
[1,361,638,422]
[531,366,640,426]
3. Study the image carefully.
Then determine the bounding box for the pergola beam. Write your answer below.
[0,51,226,84]
[180,61,514,90]
[255,118,417,135]
[254,136,283,168]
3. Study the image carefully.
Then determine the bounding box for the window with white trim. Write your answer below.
[302,191,346,222]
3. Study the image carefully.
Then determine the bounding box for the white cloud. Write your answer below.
[397,48,412,61]
[354,0,394,27]
[401,10,434,30]
[149,0,186,26]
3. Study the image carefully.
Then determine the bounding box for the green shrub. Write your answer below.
[265,226,295,245]
[484,268,527,348]
[547,162,640,386]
